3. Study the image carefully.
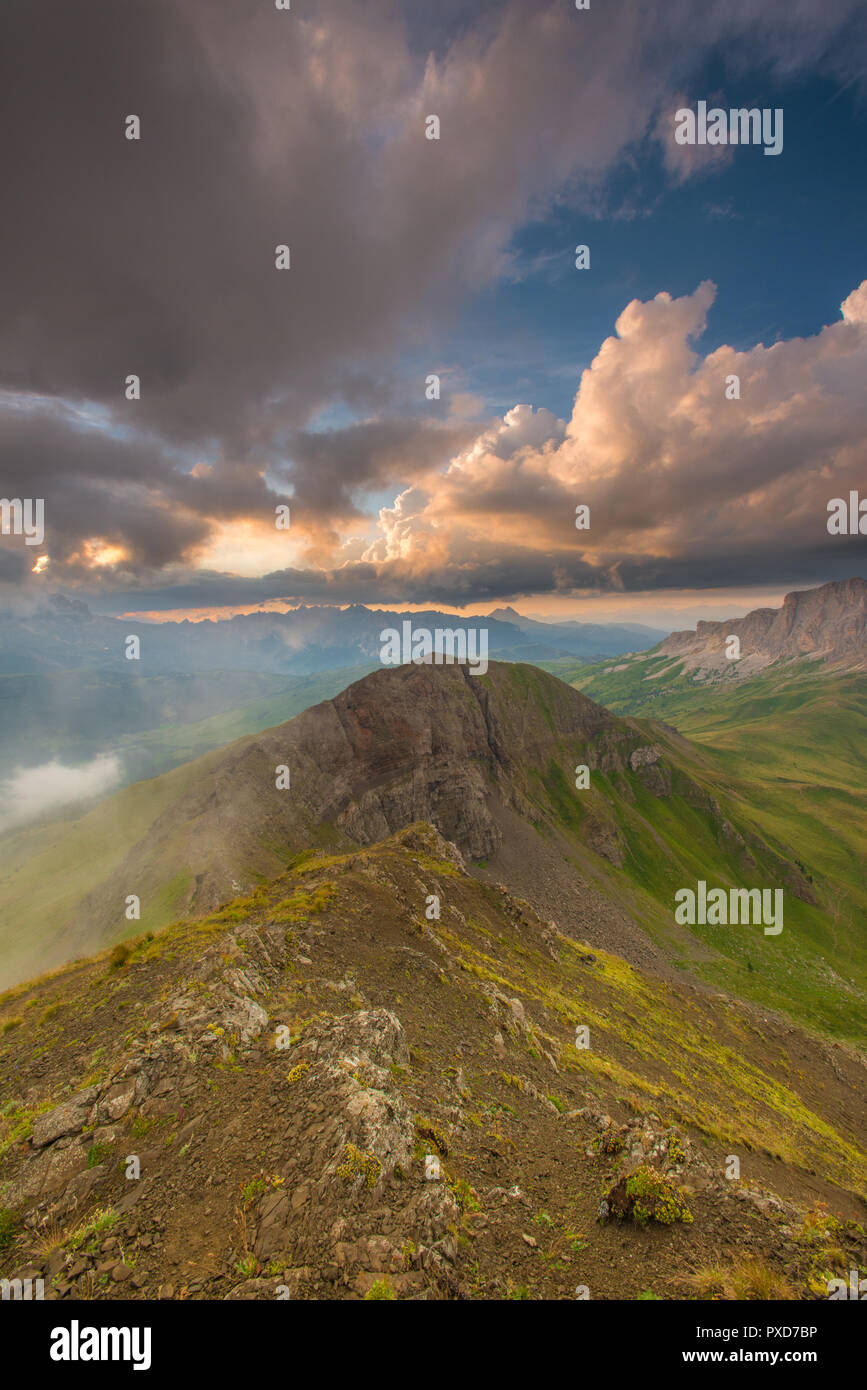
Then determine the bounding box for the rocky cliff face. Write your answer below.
[658,578,867,676]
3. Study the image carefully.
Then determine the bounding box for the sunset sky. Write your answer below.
[1,0,866,627]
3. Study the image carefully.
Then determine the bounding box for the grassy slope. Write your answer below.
[0,756,208,988]
[562,659,867,1039]
[0,662,376,985]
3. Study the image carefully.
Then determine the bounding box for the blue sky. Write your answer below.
[427,72,867,422]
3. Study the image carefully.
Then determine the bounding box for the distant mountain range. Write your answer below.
[486,606,667,652]
[0,596,669,677]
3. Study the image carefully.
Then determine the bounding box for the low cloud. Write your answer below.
[0,754,122,832]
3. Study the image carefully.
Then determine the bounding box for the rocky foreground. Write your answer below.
[1,824,864,1300]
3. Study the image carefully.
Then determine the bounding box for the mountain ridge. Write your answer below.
[1,821,864,1302]
[3,660,847,1042]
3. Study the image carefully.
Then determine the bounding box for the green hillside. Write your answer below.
[560,660,867,1037]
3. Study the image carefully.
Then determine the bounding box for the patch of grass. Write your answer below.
[68,1207,119,1253]
[414,1117,449,1158]
[500,1072,525,1093]
[449,1177,481,1214]
[0,1098,55,1161]
[270,884,336,925]
[365,1277,396,1300]
[687,1259,797,1300]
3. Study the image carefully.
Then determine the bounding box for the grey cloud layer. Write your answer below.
[1,0,865,603]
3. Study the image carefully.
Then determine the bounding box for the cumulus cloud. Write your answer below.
[350,277,867,598]
[0,755,122,832]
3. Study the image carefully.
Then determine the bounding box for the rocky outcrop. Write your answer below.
[31,1089,101,1149]
[249,1007,460,1296]
[629,745,662,772]
[657,578,867,676]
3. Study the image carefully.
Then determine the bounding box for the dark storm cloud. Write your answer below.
[0,403,211,576]
[90,537,864,615]
[283,418,479,521]
[0,390,478,584]
[5,0,863,446]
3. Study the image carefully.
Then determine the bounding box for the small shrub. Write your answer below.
[336,1143,381,1189]
[667,1134,687,1166]
[450,1177,481,1213]
[599,1123,627,1156]
[602,1165,692,1226]
[625,1167,693,1225]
